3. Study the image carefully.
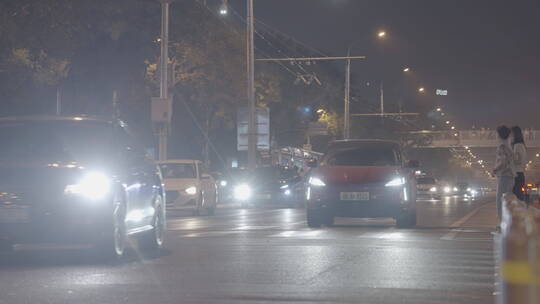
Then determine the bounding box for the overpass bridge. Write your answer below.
[409,129,540,148]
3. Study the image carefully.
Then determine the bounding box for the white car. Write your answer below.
[416,176,441,200]
[158,160,217,215]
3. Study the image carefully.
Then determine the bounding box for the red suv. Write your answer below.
[305,140,418,228]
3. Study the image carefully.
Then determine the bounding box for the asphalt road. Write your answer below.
[0,195,497,304]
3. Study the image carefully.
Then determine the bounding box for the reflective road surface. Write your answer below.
[0,195,497,304]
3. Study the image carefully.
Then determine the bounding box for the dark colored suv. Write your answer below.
[0,116,165,258]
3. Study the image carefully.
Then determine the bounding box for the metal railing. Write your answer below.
[417,130,540,148]
[498,193,540,304]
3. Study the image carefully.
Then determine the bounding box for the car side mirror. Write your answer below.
[406,160,420,168]
[307,159,318,168]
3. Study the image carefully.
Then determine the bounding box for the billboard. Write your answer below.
[237,107,270,151]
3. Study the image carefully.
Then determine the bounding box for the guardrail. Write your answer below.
[498,193,540,304]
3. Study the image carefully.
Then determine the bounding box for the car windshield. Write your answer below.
[323,146,400,166]
[159,163,196,179]
[418,177,436,184]
[0,120,112,162]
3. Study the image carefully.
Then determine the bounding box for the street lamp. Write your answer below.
[418,87,425,93]
[403,67,410,72]
[377,30,387,38]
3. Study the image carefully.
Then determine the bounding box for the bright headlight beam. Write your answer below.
[385,177,405,187]
[309,177,326,187]
[64,171,111,200]
[185,186,197,195]
[234,184,252,201]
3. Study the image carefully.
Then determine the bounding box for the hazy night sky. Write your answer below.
[230,0,540,129]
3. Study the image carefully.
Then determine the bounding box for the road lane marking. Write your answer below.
[441,202,493,240]
[450,202,492,228]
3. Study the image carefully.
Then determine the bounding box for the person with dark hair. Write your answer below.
[511,126,527,201]
[492,125,514,231]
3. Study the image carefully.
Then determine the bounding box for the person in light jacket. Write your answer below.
[511,126,527,201]
[492,125,514,228]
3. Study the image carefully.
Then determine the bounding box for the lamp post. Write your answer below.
[246,0,256,171]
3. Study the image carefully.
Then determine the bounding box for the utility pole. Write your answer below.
[158,0,170,161]
[380,81,384,125]
[246,0,256,170]
[257,55,365,141]
[56,87,61,116]
[344,49,351,139]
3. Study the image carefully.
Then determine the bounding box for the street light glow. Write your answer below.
[403,67,410,72]
[377,30,387,38]
[436,107,442,112]
[418,87,425,92]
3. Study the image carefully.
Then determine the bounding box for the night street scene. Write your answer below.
[1,1,540,303]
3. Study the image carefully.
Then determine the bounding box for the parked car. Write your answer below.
[0,116,166,258]
[158,160,217,215]
[416,176,441,200]
[305,140,418,228]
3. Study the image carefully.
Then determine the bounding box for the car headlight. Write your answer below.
[284,189,292,196]
[185,186,197,195]
[443,186,451,193]
[233,184,251,201]
[220,180,227,187]
[466,187,472,192]
[385,177,405,187]
[280,184,289,189]
[453,187,458,192]
[430,187,437,192]
[309,177,326,187]
[64,171,111,200]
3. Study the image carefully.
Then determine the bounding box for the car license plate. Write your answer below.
[0,207,30,223]
[340,192,369,201]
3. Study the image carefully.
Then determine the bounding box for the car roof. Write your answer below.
[157,159,201,164]
[327,139,400,151]
[0,115,113,123]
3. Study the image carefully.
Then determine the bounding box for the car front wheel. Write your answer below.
[96,190,127,259]
[396,209,416,228]
[138,195,166,252]
[307,209,322,228]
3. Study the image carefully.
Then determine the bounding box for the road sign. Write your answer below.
[436,89,448,96]
[151,97,173,123]
[237,107,270,151]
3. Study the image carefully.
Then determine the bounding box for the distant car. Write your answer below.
[416,176,441,200]
[158,160,217,215]
[0,116,166,258]
[442,184,458,196]
[229,166,303,207]
[305,140,418,228]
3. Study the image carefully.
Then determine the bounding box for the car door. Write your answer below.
[114,124,154,230]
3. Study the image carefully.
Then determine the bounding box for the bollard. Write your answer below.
[499,193,540,304]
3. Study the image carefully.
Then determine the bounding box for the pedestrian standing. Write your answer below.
[511,126,527,201]
[492,125,514,230]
